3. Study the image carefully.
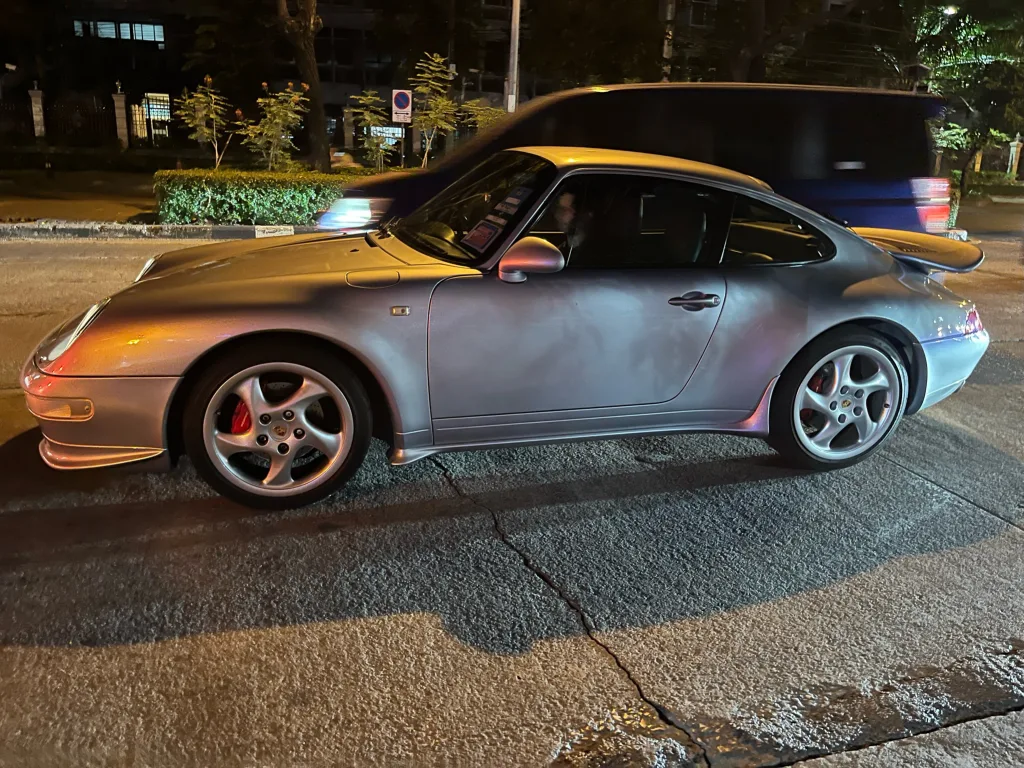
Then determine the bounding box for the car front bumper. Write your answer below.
[21,355,180,471]
[919,329,990,411]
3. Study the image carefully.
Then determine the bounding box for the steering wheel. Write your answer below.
[421,220,458,244]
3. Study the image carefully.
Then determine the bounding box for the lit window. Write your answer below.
[143,93,172,121]
[120,23,131,39]
[74,20,84,36]
[155,25,164,42]
[96,21,116,38]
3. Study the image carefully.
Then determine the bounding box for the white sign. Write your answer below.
[392,89,412,124]
[369,125,404,139]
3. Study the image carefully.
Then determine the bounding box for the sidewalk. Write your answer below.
[0,170,155,223]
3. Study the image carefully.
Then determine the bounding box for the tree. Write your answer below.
[460,99,506,133]
[350,90,398,172]
[374,0,483,83]
[913,2,1024,195]
[175,76,234,170]
[236,82,310,171]
[276,0,330,171]
[411,53,459,168]
[183,0,277,110]
[523,0,662,87]
[725,0,886,82]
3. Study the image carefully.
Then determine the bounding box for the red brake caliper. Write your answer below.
[230,399,252,434]
[801,370,827,425]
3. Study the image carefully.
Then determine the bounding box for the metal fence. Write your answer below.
[0,100,34,143]
[130,93,174,147]
[44,96,118,147]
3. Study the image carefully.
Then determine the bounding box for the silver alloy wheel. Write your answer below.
[202,362,354,497]
[793,344,901,462]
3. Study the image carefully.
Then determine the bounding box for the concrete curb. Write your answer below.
[0,221,318,240]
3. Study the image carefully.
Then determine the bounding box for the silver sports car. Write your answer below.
[22,147,989,509]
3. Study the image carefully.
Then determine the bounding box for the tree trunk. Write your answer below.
[731,0,766,81]
[421,129,434,169]
[292,36,330,171]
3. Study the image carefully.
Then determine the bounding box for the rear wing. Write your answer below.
[852,228,984,274]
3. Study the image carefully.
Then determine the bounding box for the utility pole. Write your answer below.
[506,0,521,112]
[659,0,676,82]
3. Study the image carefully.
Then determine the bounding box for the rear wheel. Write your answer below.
[183,341,371,509]
[769,329,908,470]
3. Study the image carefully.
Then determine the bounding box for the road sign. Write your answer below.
[392,90,412,124]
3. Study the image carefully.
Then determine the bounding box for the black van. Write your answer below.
[329,83,948,233]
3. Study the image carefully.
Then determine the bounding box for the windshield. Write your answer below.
[392,151,557,266]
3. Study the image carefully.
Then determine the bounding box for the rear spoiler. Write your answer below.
[852,228,984,274]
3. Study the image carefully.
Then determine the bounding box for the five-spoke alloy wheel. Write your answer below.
[770,328,909,470]
[184,341,371,509]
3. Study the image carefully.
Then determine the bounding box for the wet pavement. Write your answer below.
[0,236,1021,766]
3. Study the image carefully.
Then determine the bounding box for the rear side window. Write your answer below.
[723,196,834,266]
[824,101,932,179]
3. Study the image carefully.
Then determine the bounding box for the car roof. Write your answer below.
[550,81,944,103]
[511,146,774,194]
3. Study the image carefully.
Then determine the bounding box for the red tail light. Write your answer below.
[965,307,983,335]
[912,177,951,234]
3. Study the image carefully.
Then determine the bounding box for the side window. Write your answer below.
[723,196,833,266]
[523,174,731,269]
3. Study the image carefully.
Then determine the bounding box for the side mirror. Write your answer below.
[497,237,565,283]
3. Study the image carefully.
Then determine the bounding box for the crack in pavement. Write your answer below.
[882,455,1024,536]
[427,456,711,767]
[782,704,1024,767]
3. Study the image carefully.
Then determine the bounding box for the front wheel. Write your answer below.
[769,329,908,470]
[183,341,371,509]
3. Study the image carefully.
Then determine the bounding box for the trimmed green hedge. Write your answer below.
[154,168,380,225]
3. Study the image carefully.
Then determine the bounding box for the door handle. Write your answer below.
[668,292,721,311]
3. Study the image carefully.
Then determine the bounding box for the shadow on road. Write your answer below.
[0,412,1019,653]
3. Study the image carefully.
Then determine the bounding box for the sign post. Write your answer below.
[392,90,412,166]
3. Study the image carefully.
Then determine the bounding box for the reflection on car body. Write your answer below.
[23,147,988,509]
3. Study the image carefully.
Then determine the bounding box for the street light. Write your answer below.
[943,5,958,15]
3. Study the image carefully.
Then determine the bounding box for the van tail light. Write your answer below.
[965,307,983,335]
[912,177,951,234]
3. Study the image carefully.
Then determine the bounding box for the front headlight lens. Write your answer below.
[37,299,110,365]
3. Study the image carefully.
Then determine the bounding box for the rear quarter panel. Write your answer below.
[677,229,969,413]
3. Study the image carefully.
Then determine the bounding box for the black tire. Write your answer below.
[183,339,372,510]
[768,327,909,471]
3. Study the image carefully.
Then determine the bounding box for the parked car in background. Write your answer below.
[330,83,949,234]
[24,148,986,509]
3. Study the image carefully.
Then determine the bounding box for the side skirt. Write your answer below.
[388,376,778,466]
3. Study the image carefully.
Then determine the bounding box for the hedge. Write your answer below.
[154,168,381,225]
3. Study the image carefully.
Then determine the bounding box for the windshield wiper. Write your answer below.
[377,216,399,238]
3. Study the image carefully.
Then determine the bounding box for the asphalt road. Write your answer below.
[0,236,1022,767]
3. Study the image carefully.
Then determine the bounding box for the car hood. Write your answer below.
[138,232,406,285]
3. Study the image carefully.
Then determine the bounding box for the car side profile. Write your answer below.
[22,148,989,509]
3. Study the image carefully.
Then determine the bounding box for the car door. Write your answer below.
[426,172,734,421]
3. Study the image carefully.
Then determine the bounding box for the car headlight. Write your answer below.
[36,299,110,366]
[316,196,392,231]
[135,255,159,282]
